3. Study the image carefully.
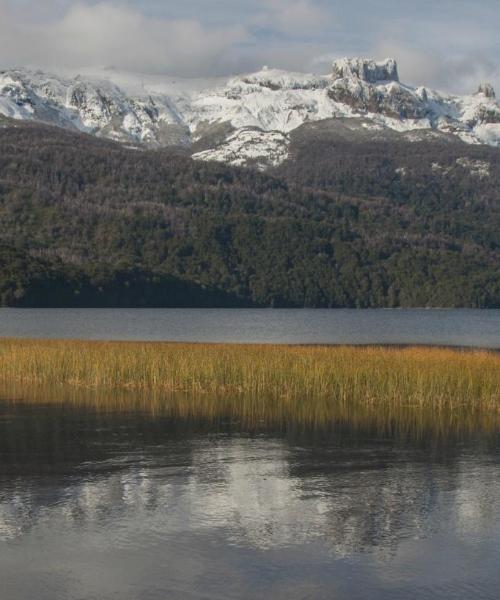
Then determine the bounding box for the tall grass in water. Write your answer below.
[0,340,498,428]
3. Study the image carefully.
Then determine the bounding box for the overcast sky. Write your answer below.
[2,0,500,93]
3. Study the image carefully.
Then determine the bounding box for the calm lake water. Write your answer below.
[1,309,499,598]
[1,308,500,346]
[0,401,498,600]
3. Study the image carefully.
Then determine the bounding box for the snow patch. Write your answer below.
[431,162,451,175]
[192,128,289,170]
[473,123,500,147]
[456,157,490,178]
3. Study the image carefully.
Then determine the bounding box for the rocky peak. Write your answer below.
[2,62,500,168]
[477,82,496,99]
[332,58,399,83]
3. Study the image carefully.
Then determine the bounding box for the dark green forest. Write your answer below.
[1,118,499,307]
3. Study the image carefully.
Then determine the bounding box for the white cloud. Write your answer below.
[256,0,331,35]
[0,0,499,92]
[375,40,500,95]
[0,1,248,76]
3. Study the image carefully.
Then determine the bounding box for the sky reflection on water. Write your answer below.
[0,402,499,599]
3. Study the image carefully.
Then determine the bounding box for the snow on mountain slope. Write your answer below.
[1,58,500,168]
[0,69,187,146]
[192,128,289,170]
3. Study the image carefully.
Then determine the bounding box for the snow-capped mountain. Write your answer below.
[1,58,500,169]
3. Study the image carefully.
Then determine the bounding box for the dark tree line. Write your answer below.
[1,119,499,307]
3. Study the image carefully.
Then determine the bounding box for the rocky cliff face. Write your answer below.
[1,58,500,169]
[477,83,496,99]
[332,58,399,83]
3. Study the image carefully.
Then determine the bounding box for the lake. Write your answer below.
[0,400,498,600]
[1,308,500,346]
[1,309,499,598]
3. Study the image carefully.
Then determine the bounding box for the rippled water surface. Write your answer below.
[0,401,499,599]
[1,308,500,347]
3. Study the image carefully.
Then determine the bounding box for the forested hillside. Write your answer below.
[1,119,499,307]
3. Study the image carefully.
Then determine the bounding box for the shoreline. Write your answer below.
[0,339,498,434]
[0,336,499,353]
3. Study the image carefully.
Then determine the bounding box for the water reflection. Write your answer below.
[1,381,499,440]
[0,400,499,599]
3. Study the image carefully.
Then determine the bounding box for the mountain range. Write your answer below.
[1,57,500,308]
[1,57,500,170]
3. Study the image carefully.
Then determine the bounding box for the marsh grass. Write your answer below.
[0,339,498,432]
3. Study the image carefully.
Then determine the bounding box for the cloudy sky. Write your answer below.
[1,0,500,92]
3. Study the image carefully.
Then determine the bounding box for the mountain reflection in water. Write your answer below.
[0,392,499,600]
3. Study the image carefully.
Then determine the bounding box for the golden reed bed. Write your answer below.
[0,339,498,423]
